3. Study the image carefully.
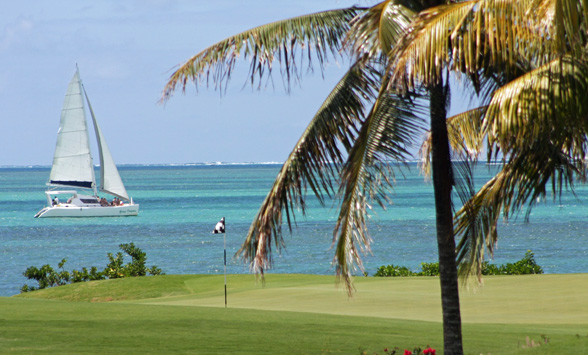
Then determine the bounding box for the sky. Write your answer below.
[1,0,470,166]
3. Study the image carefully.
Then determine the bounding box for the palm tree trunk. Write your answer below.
[429,81,464,355]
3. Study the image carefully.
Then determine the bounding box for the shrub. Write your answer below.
[374,251,543,277]
[21,243,162,292]
[482,250,543,275]
[374,264,415,277]
[103,243,162,279]
[417,262,439,276]
[21,258,72,292]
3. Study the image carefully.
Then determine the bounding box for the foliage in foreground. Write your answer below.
[21,243,163,292]
[374,251,542,277]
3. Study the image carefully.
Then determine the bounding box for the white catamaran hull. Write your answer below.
[35,204,139,218]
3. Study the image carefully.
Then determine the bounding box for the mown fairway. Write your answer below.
[4,274,588,354]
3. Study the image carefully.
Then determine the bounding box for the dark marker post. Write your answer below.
[212,217,227,307]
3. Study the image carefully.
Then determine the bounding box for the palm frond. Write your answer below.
[334,83,426,293]
[455,139,584,280]
[237,60,381,275]
[391,1,478,89]
[420,107,486,177]
[455,56,588,280]
[454,172,499,282]
[452,155,481,282]
[484,55,588,161]
[161,7,365,100]
[465,0,588,77]
[392,0,588,92]
[533,0,587,56]
[345,0,418,60]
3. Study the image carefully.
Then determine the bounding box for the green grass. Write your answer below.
[5,274,588,354]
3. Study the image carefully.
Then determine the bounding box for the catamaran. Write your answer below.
[34,67,139,218]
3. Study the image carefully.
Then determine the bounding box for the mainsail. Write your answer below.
[49,70,95,189]
[48,67,129,200]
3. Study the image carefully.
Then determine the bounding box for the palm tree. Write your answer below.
[161,1,588,353]
[161,1,469,353]
[394,2,587,351]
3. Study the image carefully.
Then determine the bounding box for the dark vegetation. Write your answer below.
[21,243,163,292]
[374,251,543,277]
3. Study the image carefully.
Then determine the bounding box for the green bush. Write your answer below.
[417,262,440,276]
[373,262,441,277]
[482,250,543,275]
[21,243,162,292]
[71,266,104,283]
[21,259,72,292]
[374,251,543,277]
[374,264,414,277]
[103,243,162,279]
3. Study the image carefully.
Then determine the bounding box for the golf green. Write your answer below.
[5,274,588,354]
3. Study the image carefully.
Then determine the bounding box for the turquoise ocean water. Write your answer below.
[1,163,587,296]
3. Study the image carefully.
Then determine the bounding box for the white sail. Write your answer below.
[85,89,130,201]
[49,69,96,190]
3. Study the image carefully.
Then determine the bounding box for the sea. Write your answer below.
[1,163,587,297]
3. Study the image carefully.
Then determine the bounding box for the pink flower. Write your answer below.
[404,350,412,355]
[423,348,436,355]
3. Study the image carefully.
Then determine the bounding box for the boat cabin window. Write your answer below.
[80,198,99,204]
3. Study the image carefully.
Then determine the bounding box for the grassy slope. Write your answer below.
[6,274,588,354]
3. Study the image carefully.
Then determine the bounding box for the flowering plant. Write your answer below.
[400,347,436,355]
[377,345,436,355]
